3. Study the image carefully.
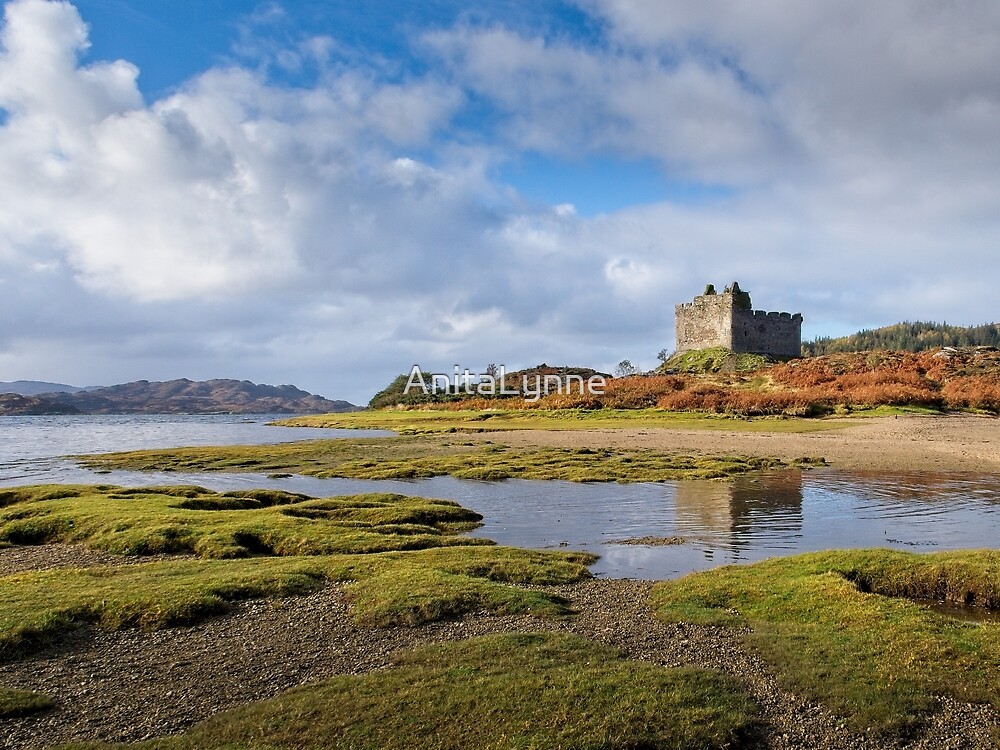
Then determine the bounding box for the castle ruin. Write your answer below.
[674,282,802,357]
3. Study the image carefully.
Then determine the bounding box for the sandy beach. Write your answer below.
[479,414,1000,473]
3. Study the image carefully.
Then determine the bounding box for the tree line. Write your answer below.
[803,321,1000,356]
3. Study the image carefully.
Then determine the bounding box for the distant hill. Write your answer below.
[0,380,91,396]
[0,393,82,416]
[803,322,1000,356]
[369,364,609,408]
[0,379,359,415]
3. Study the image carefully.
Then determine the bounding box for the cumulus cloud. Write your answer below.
[588,0,1000,186]
[420,1,1000,325]
[0,0,470,302]
[422,25,789,183]
[1,0,999,402]
[0,0,634,398]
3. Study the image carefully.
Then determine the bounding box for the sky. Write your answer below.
[1,0,999,404]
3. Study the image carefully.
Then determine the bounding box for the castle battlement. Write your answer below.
[674,282,802,357]
[752,310,803,321]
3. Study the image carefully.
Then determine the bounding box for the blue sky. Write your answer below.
[70,1,662,215]
[1,0,999,402]
[71,0,244,95]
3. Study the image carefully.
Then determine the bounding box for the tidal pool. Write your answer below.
[2,415,997,579]
[9,464,998,579]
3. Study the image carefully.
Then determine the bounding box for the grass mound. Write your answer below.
[662,347,776,374]
[651,549,1000,738]
[0,485,485,558]
[63,633,756,750]
[0,485,595,659]
[0,687,53,718]
[0,546,592,660]
[79,437,812,483]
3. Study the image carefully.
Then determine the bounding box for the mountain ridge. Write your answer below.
[0,380,93,396]
[0,378,359,415]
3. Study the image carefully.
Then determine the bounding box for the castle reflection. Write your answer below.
[672,472,804,557]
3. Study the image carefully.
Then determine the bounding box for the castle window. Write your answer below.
[758,324,766,333]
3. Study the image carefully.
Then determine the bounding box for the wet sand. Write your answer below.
[475,414,1000,473]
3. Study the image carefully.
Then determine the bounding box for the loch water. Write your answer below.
[1,414,998,579]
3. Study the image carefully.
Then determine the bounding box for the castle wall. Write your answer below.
[675,295,733,351]
[674,286,803,357]
[731,309,803,357]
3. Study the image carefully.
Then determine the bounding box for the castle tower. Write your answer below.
[674,282,802,357]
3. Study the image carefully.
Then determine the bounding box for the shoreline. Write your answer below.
[2,548,997,750]
[469,413,1000,473]
[4,416,1000,748]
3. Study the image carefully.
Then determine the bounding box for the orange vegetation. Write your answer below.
[439,349,1000,417]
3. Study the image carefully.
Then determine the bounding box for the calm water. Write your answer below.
[0,414,391,484]
[1,415,998,579]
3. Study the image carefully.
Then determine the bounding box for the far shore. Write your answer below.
[475,413,1000,473]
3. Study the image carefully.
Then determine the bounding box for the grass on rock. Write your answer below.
[0,485,594,659]
[0,687,54,718]
[79,437,823,482]
[58,632,757,750]
[652,549,1000,738]
[661,347,775,374]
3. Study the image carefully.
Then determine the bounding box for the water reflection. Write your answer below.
[816,471,1000,505]
[921,600,1000,624]
[4,462,1000,580]
[2,416,1000,580]
[673,473,803,556]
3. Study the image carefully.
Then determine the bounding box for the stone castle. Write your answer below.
[675,282,802,357]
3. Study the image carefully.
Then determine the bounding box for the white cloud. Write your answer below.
[587,0,1000,179]
[423,24,787,182]
[0,0,469,302]
[1,0,999,402]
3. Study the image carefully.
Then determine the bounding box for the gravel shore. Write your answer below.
[2,545,998,750]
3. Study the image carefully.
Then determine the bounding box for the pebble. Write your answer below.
[1,549,999,749]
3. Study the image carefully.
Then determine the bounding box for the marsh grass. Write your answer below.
[0,485,486,557]
[652,549,1000,737]
[274,408,849,433]
[830,404,944,418]
[79,437,821,482]
[0,687,53,718]
[60,633,757,750]
[0,485,594,659]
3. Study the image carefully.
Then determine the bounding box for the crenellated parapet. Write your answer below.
[674,282,803,357]
[751,310,803,321]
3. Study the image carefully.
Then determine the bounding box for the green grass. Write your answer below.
[0,547,591,660]
[0,485,487,558]
[79,437,825,482]
[651,549,1000,738]
[60,633,757,750]
[831,404,944,418]
[661,347,776,374]
[273,408,850,434]
[0,687,54,718]
[0,485,594,659]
